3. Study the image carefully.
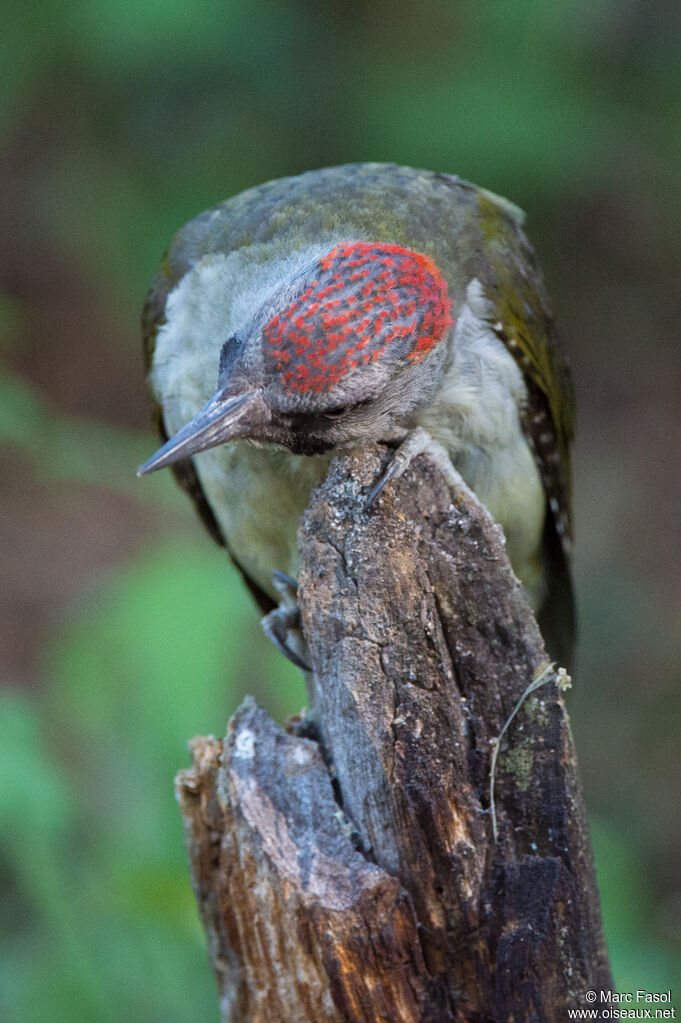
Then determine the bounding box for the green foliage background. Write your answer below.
[1,1,679,1018]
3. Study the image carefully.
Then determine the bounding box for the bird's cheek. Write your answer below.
[361,405,396,441]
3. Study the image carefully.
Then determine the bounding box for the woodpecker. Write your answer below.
[138,163,575,669]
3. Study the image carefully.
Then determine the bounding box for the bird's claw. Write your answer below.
[365,427,467,511]
[271,570,299,608]
[363,457,401,510]
[261,573,311,671]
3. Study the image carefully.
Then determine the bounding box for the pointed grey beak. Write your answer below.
[137,390,261,476]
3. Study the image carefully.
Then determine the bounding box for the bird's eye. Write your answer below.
[323,406,351,420]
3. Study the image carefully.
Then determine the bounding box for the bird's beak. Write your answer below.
[137,389,262,476]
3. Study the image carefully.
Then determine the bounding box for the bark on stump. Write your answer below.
[176,445,612,1022]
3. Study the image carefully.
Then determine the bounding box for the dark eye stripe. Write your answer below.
[323,406,351,420]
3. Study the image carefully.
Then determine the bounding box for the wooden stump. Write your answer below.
[176,445,612,1021]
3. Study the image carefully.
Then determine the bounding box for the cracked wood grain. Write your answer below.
[176,703,427,1023]
[177,444,612,1022]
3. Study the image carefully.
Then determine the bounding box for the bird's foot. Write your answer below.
[365,426,473,510]
[271,570,299,608]
[261,571,311,671]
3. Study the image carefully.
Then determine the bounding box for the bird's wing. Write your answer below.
[407,168,575,661]
[473,189,575,552]
[469,186,576,666]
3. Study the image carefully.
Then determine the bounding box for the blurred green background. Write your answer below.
[1,1,679,1019]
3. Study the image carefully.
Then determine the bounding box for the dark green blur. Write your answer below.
[1,1,679,1018]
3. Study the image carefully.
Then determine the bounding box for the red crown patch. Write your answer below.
[263,242,453,394]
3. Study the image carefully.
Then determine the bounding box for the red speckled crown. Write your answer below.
[263,242,453,395]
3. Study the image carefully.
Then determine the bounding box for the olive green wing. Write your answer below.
[474,191,575,550]
[472,189,576,667]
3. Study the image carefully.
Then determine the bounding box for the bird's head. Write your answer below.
[138,241,453,474]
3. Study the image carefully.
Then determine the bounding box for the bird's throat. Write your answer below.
[193,440,332,601]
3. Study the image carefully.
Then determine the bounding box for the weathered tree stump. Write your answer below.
[176,445,612,1021]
